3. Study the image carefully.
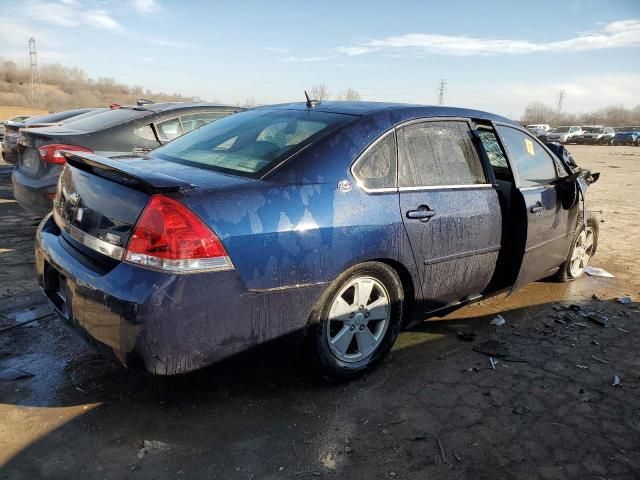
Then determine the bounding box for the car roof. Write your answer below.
[132,102,242,113]
[256,101,516,124]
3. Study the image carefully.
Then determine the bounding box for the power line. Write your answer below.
[28,37,46,107]
[437,79,447,106]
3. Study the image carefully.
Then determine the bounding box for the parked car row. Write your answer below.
[526,124,640,146]
[6,101,242,215]
[0,114,33,140]
[24,98,601,379]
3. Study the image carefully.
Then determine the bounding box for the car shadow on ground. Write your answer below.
[2,291,639,479]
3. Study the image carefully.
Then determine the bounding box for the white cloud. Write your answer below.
[288,19,640,61]
[83,9,125,32]
[132,0,159,15]
[24,2,124,32]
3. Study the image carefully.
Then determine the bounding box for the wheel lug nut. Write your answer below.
[359,325,365,331]
[349,313,354,318]
[359,305,364,310]
[350,325,355,331]
[364,313,370,318]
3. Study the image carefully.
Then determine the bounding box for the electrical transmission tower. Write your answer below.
[437,79,447,106]
[555,90,565,117]
[28,37,46,107]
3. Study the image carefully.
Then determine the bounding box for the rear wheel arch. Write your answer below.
[307,260,406,380]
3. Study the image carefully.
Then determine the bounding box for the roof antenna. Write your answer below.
[304,90,320,108]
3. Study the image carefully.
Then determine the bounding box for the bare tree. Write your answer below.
[521,101,555,125]
[336,88,362,101]
[243,96,257,108]
[309,83,329,101]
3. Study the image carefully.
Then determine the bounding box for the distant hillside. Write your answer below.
[0,58,197,112]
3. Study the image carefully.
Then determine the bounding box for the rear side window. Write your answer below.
[133,125,158,142]
[497,126,557,187]
[397,120,486,187]
[154,109,351,176]
[352,133,396,190]
[156,118,183,141]
[477,130,508,169]
[181,112,231,134]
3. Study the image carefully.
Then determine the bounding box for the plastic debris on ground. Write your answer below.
[616,296,632,304]
[612,375,621,387]
[490,315,506,326]
[489,357,498,370]
[587,312,611,328]
[584,266,615,277]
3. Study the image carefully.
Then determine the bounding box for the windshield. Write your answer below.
[584,128,604,133]
[153,109,353,176]
[554,127,571,133]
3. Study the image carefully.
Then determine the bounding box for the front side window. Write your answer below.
[497,126,557,187]
[397,120,486,188]
[153,109,351,176]
[352,133,396,190]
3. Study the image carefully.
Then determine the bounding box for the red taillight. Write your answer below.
[124,195,232,273]
[38,144,93,165]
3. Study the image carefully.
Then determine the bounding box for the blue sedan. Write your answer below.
[35,101,599,379]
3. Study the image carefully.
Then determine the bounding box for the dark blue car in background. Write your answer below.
[35,102,599,380]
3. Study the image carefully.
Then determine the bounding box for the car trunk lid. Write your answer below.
[53,152,253,263]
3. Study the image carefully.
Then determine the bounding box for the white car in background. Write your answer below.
[526,124,551,132]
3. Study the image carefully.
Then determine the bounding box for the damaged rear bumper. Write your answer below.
[35,214,327,375]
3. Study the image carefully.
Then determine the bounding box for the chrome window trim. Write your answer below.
[398,183,494,192]
[53,207,125,261]
[519,184,554,191]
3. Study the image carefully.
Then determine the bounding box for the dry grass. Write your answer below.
[0,106,49,120]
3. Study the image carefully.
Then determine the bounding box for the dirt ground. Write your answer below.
[0,145,639,480]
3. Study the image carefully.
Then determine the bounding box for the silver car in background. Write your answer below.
[547,126,583,144]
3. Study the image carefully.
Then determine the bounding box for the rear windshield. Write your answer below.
[554,127,571,133]
[26,109,95,125]
[62,108,150,131]
[584,128,604,133]
[153,109,352,176]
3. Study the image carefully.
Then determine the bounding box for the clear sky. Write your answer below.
[1,0,639,117]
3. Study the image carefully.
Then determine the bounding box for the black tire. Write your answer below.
[553,212,599,282]
[310,262,404,381]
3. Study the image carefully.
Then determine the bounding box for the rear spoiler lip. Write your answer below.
[63,152,196,194]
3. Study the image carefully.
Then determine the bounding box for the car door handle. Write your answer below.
[530,203,544,214]
[406,206,436,221]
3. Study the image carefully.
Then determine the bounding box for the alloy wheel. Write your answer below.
[326,276,390,363]
[569,227,595,278]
